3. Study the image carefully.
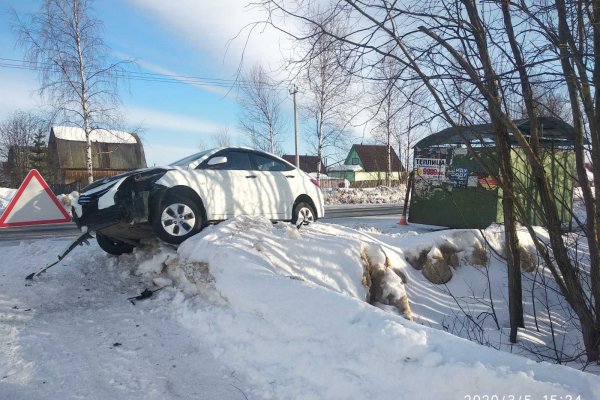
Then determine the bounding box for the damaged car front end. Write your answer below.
[72,168,169,254]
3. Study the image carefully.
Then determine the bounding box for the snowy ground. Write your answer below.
[1,216,598,399]
[323,185,407,205]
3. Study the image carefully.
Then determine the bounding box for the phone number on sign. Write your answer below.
[464,396,581,400]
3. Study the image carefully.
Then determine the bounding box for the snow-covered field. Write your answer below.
[1,216,598,399]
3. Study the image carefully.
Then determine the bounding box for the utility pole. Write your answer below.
[289,84,299,168]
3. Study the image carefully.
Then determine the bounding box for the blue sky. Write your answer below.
[0,0,307,165]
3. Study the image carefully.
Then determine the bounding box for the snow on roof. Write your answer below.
[52,126,137,144]
[327,163,364,172]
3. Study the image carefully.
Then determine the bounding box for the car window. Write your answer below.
[250,153,293,172]
[203,151,252,170]
[169,149,213,166]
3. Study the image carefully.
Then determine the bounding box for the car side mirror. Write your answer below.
[207,156,227,166]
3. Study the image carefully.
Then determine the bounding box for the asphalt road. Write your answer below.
[0,203,406,241]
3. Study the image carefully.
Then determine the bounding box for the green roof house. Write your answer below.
[328,144,404,187]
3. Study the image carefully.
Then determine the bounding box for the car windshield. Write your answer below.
[169,149,214,167]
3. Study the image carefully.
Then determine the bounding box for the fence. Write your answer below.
[319,178,347,189]
[320,177,409,189]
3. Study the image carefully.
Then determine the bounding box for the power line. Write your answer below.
[0,56,287,90]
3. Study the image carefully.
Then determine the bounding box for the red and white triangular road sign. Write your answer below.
[0,169,71,228]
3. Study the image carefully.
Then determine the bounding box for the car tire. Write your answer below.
[96,232,135,256]
[292,201,317,225]
[152,193,203,244]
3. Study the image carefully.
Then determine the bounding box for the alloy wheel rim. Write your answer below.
[161,203,196,236]
[299,207,314,223]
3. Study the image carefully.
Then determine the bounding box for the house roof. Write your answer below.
[414,117,579,148]
[52,126,137,144]
[281,155,325,173]
[327,164,363,172]
[351,144,403,172]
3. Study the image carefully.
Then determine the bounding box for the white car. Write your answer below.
[72,147,324,255]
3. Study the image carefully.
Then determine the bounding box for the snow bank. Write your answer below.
[56,191,80,213]
[355,223,599,371]
[119,217,597,399]
[0,187,17,215]
[324,185,407,205]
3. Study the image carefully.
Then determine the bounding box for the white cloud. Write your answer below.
[130,57,232,97]
[126,106,226,134]
[126,0,292,73]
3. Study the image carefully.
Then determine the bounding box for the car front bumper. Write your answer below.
[73,184,154,237]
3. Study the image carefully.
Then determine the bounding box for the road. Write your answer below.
[0,203,405,240]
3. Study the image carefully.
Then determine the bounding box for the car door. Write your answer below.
[249,152,297,218]
[196,150,257,218]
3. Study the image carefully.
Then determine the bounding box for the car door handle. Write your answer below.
[285,175,295,178]
[246,175,257,179]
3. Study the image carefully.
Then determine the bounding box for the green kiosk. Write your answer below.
[408,117,577,229]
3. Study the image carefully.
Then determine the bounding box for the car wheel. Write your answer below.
[96,232,135,256]
[152,194,202,244]
[292,201,316,225]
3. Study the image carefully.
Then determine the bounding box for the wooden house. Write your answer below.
[47,126,146,185]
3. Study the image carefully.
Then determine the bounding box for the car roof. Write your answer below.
[186,146,297,169]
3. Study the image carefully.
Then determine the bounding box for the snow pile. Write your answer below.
[0,187,17,215]
[56,191,80,213]
[115,217,597,398]
[324,185,407,205]
[133,216,410,313]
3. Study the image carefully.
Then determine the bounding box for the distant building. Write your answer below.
[281,155,326,174]
[47,126,146,185]
[4,145,37,187]
[327,144,404,186]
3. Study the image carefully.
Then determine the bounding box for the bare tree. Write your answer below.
[16,0,125,184]
[238,64,285,155]
[371,72,429,183]
[212,127,233,147]
[257,0,600,361]
[0,111,49,187]
[300,18,353,181]
[370,53,401,186]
